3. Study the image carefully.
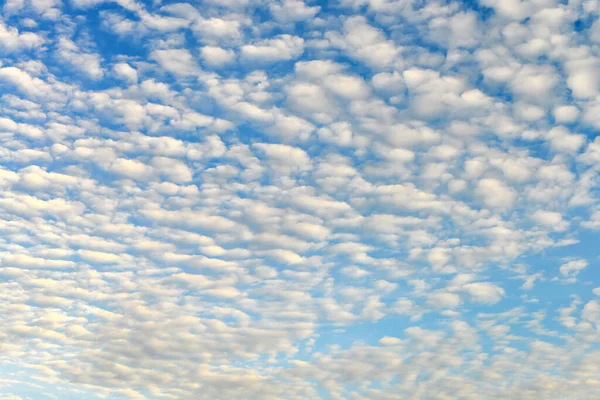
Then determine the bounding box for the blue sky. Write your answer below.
[0,0,600,399]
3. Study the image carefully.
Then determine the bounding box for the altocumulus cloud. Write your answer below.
[0,0,599,399]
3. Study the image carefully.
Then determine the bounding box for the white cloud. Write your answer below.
[531,210,568,231]
[109,158,154,180]
[151,48,199,75]
[335,16,399,68]
[0,66,51,97]
[510,65,558,100]
[200,46,236,67]
[372,71,405,95]
[253,142,311,170]
[547,126,585,154]
[0,21,44,51]
[195,17,241,43]
[559,259,588,278]
[553,105,579,124]
[324,74,370,100]
[1,254,76,269]
[114,62,138,83]
[565,58,600,99]
[427,292,462,308]
[77,249,121,264]
[475,178,517,210]
[270,0,320,22]
[461,282,505,304]
[151,156,193,183]
[241,35,304,63]
[57,37,104,79]
[286,82,334,115]
[1,1,600,399]
[479,0,533,19]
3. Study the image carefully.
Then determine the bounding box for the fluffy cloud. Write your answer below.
[559,259,588,278]
[240,35,305,63]
[151,48,200,75]
[200,46,236,67]
[475,178,517,210]
[113,62,138,83]
[0,21,44,51]
[270,0,320,22]
[56,37,104,79]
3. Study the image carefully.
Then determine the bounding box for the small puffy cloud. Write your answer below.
[0,66,49,97]
[428,144,461,161]
[445,274,505,304]
[77,249,121,264]
[559,259,588,278]
[270,0,320,22]
[200,46,236,67]
[531,210,568,231]
[513,102,545,121]
[324,74,370,100]
[405,326,445,348]
[428,247,451,271]
[29,294,73,308]
[254,266,278,279]
[151,48,199,75]
[1,254,76,269]
[253,142,311,170]
[270,113,315,141]
[449,11,479,48]
[427,292,462,309]
[317,123,355,146]
[479,0,533,20]
[340,266,370,279]
[295,59,343,80]
[510,65,558,100]
[241,35,304,63]
[565,58,600,99]
[284,220,331,241]
[286,82,334,115]
[582,210,600,230]
[0,21,45,51]
[579,137,600,165]
[378,146,415,163]
[547,126,585,154]
[553,105,579,124]
[203,286,243,299]
[263,249,304,265]
[57,37,104,79]
[475,178,517,210]
[151,156,193,183]
[195,17,241,43]
[109,158,154,180]
[139,12,190,32]
[379,336,403,346]
[461,282,505,304]
[371,71,405,95]
[338,16,399,68]
[114,62,138,83]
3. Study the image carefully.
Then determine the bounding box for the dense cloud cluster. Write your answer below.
[0,0,599,399]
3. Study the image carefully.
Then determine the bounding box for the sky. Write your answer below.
[0,0,599,399]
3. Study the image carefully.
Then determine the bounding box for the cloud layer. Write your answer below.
[0,0,599,399]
